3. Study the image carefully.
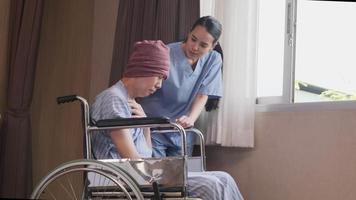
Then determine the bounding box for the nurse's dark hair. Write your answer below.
[191,16,222,44]
[205,42,223,112]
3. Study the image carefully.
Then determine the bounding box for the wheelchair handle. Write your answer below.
[57,95,79,104]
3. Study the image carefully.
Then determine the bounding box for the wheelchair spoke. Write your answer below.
[45,188,57,200]
[65,174,78,200]
[31,160,144,200]
[59,180,75,200]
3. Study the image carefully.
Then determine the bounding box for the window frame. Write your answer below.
[257,0,356,107]
[257,0,297,104]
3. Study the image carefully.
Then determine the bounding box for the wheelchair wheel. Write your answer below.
[31,159,144,200]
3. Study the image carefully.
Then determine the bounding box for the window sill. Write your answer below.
[256,100,356,113]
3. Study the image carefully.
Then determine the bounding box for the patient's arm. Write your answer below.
[110,129,141,159]
[143,128,152,148]
[176,94,208,128]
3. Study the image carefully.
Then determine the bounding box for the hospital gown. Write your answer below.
[91,81,244,200]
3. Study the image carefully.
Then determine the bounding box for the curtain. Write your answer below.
[110,0,200,85]
[197,0,258,147]
[0,0,43,198]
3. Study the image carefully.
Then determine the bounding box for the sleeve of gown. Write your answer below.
[198,52,223,98]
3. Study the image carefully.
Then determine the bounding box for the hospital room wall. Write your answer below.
[30,0,119,186]
[206,109,356,200]
[4,1,356,199]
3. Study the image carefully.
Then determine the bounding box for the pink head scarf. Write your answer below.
[123,40,170,80]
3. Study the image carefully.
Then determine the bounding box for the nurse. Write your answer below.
[139,16,223,157]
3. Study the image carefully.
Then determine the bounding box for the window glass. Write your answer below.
[294,0,356,102]
[257,0,286,97]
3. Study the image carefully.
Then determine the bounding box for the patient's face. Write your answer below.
[134,76,163,97]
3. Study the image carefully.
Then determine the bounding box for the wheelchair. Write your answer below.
[31,95,207,200]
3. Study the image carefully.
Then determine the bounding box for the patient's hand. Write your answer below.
[176,115,194,128]
[128,99,146,118]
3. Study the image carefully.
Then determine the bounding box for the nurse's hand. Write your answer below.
[128,99,146,118]
[176,115,194,128]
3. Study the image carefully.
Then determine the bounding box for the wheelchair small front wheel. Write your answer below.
[31,159,144,200]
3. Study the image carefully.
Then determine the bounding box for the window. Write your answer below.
[257,0,356,104]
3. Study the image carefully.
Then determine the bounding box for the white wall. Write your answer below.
[206,108,356,200]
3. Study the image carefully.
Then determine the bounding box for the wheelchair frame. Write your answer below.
[31,95,206,199]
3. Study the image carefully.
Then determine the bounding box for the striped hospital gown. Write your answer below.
[91,81,244,200]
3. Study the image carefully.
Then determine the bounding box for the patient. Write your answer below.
[91,40,244,200]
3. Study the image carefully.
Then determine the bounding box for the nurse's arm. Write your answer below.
[110,129,141,159]
[189,94,208,121]
[177,94,208,128]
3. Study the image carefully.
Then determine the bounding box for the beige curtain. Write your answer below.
[197,0,258,147]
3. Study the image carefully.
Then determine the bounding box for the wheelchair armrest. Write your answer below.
[150,126,175,131]
[94,117,171,127]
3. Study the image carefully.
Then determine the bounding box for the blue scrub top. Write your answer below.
[139,42,223,121]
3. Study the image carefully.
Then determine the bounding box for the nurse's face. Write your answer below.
[134,76,163,97]
[182,25,215,64]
